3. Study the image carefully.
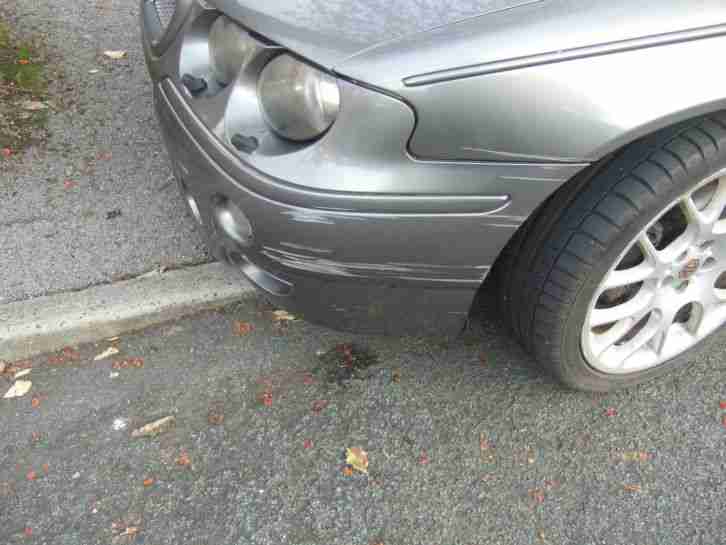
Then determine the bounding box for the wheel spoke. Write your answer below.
[603,261,657,290]
[590,288,655,327]
[702,177,726,223]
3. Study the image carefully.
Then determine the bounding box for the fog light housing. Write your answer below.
[212,198,253,247]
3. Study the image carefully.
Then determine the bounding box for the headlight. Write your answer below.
[209,16,255,86]
[258,54,341,142]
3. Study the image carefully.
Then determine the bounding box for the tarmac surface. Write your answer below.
[2,297,726,544]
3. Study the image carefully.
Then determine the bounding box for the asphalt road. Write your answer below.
[0,0,209,305]
[2,297,726,544]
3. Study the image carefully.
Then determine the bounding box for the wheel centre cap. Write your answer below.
[679,257,701,279]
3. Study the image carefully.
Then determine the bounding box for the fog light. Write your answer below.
[213,198,253,247]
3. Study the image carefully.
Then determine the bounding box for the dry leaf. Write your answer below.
[131,416,175,438]
[21,100,47,111]
[120,526,139,536]
[103,50,127,60]
[271,310,296,322]
[31,397,41,409]
[176,451,191,467]
[623,484,642,493]
[143,477,155,487]
[622,451,651,462]
[529,488,545,504]
[233,321,254,336]
[4,380,32,399]
[346,447,369,474]
[94,347,120,361]
[41,463,49,474]
[392,369,401,383]
[112,357,144,370]
[342,466,354,477]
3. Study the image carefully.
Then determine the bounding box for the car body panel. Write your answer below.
[205,0,532,68]
[140,0,726,333]
[210,0,726,163]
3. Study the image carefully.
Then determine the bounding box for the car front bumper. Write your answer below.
[141,1,589,334]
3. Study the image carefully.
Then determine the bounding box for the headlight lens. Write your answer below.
[209,16,254,86]
[258,54,341,142]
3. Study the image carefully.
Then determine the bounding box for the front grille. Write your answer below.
[151,0,176,30]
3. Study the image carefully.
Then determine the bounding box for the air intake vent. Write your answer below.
[151,0,176,30]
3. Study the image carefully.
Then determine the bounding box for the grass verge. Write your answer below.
[0,17,49,156]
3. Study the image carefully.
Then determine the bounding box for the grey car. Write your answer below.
[141,0,726,391]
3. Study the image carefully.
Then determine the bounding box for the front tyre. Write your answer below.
[497,113,726,391]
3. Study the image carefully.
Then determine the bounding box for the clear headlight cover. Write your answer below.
[258,54,341,142]
[208,16,254,85]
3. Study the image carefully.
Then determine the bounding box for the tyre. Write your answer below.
[496,112,726,391]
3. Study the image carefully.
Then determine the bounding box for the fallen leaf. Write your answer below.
[41,463,49,474]
[623,484,642,493]
[537,529,546,542]
[604,407,618,417]
[21,100,47,111]
[131,416,175,438]
[207,404,224,426]
[103,50,127,60]
[112,357,144,370]
[48,347,80,365]
[4,380,32,399]
[392,369,401,383]
[312,400,328,414]
[527,449,537,464]
[26,470,37,481]
[303,439,313,449]
[94,347,120,361]
[271,310,296,322]
[176,451,191,467]
[622,451,651,462]
[143,477,155,487]
[120,526,139,537]
[346,447,369,474]
[529,488,545,504]
[233,321,254,336]
[17,58,30,65]
[31,397,40,409]
[14,369,31,379]
[342,466,354,477]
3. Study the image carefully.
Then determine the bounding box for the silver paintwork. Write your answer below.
[583,170,726,374]
[141,0,726,335]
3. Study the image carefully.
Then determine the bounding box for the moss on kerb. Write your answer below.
[0,18,49,152]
